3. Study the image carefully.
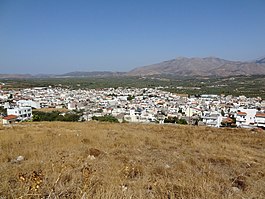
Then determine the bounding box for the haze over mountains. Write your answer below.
[1,56,265,78]
[60,71,126,77]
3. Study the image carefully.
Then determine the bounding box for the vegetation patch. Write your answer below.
[33,111,80,122]
[92,115,119,123]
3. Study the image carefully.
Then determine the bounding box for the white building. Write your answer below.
[201,112,223,127]
[7,107,32,121]
[255,113,265,128]
[17,100,41,109]
[236,109,256,128]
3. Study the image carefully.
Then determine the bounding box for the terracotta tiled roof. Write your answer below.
[192,107,203,111]
[222,117,233,123]
[255,113,265,118]
[237,112,247,115]
[3,115,17,120]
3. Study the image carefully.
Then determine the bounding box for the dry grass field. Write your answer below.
[0,122,265,199]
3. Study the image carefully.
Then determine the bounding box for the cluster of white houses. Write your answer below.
[0,86,264,128]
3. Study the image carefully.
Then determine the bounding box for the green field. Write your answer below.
[1,75,265,98]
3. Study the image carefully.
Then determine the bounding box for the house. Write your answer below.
[2,115,17,125]
[185,106,201,118]
[7,107,32,121]
[255,113,265,129]
[236,112,247,127]
[17,100,41,109]
[116,113,125,123]
[67,102,77,110]
[201,112,223,127]
[236,109,257,128]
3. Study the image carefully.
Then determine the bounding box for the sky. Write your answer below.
[0,0,265,74]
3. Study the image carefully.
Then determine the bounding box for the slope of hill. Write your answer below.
[60,71,126,77]
[1,122,264,198]
[0,74,33,79]
[128,57,265,76]
[256,57,265,64]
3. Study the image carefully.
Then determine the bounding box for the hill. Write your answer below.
[1,122,265,198]
[255,57,265,64]
[60,71,126,77]
[0,74,33,79]
[128,57,265,77]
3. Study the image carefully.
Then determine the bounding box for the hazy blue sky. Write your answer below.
[0,0,265,74]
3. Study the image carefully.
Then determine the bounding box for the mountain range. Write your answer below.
[1,56,265,78]
[59,71,126,77]
[128,56,265,77]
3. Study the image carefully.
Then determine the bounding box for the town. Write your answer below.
[0,86,264,129]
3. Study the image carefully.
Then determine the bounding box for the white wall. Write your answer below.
[236,109,257,127]
[17,100,40,109]
[7,107,32,120]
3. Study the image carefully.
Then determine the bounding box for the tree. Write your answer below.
[164,117,187,125]
[221,110,225,116]
[127,95,135,101]
[92,115,119,123]
[177,118,188,125]
[164,117,178,123]
[0,106,7,115]
[33,115,41,121]
[63,113,80,122]
[32,111,81,122]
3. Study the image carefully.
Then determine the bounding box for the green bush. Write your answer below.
[33,111,80,122]
[92,115,119,123]
[164,117,187,125]
[178,118,188,125]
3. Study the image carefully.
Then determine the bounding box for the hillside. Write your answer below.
[128,57,265,76]
[60,71,126,77]
[0,74,33,79]
[0,122,265,198]
[256,57,265,64]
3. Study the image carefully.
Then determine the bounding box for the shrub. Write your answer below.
[92,115,119,123]
[33,111,80,122]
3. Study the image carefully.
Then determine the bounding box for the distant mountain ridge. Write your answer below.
[1,56,265,78]
[60,71,126,77]
[0,71,125,79]
[0,74,33,79]
[128,56,265,77]
[256,57,265,64]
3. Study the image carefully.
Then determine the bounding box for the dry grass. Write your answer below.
[0,122,265,198]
